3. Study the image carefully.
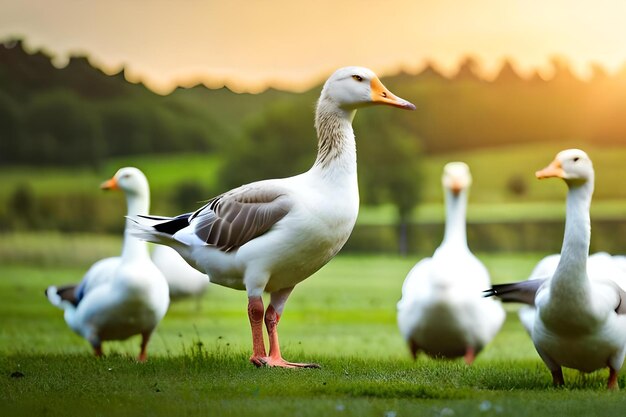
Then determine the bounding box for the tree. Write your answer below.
[454,56,483,82]
[8,183,39,229]
[506,174,528,197]
[355,110,423,255]
[99,101,152,156]
[172,180,208,212]
[549,56,579,83]
[217,99,316,191]
[494,59,523,84]
[23,90,104,166]
[415,60,448,82]
[590,62,609,82]
[0,91,22,165]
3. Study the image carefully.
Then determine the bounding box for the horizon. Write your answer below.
[3,0,626,94]
[5,36,625,96]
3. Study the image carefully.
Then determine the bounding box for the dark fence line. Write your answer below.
[345,220,626,254]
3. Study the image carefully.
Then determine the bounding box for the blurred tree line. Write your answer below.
[5,40,626,168]
[0,40,221,167]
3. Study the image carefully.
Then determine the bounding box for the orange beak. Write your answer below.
[450,181,463,195]
[536,159,565,179]
[100,177,119,190]
[370,77,416,110]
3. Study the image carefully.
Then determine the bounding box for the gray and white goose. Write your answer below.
[130,66,415,368]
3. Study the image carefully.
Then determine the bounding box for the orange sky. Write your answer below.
[2,0,626,93]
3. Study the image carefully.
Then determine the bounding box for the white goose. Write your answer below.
[152,245,211,301]
[130,66,415,368]
[488,149,626,389]
[46,167,170,361]
[397,162,505,363]
[49,168,209,302]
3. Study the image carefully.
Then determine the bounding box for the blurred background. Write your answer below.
[2,0,626,260]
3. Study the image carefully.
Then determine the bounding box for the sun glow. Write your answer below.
[2,0,626,94]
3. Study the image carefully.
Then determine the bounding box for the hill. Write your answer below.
[4,38,626,170]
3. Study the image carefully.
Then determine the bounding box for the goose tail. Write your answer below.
[126,214,187,246]
[483,278,546,306]
[45,285,78,311]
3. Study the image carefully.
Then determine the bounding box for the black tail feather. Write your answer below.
[138,213,192,236]
[46,284,80,307]
[483,278,546,306]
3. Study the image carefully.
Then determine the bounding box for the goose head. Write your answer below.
[320,66,415,111]
[442,162,472,196]
[536,149,593,186]
[101,167,149,198]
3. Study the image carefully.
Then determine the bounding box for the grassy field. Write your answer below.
[419,141,626,202]
[0,153,223,200]
[2,238,626,416]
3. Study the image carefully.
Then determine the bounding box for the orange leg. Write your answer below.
[248,296,268,367]
[265,304,283,361]
[464,346,475,365]
[608,367,620,390]
[93,345,103,358]
[409,339,419,360]
[138,332,151,362]
[262,304,319,368]
[247,289,319,369]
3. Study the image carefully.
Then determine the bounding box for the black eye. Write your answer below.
[573,157,580,162]
[352,75,363,82]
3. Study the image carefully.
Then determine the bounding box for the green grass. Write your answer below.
[419,141,626,203]
[0,232,122,267]
[102,153,223,196]
[0,153,222,199]
[4,142,626,226]
[2,242,626,416]
[357,141,626,224]
[4,354,626,417]
[358,199,626,225]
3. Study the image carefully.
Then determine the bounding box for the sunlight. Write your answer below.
[2,0,626,93]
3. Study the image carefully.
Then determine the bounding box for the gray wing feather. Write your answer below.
[189,185,293,252]
[483,278,547,306]
[56,284,80,306]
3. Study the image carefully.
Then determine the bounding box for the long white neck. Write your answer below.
[551,178,594,298]
[121,190,151,262]
[310,97,358,183]
[441,189,468,249]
